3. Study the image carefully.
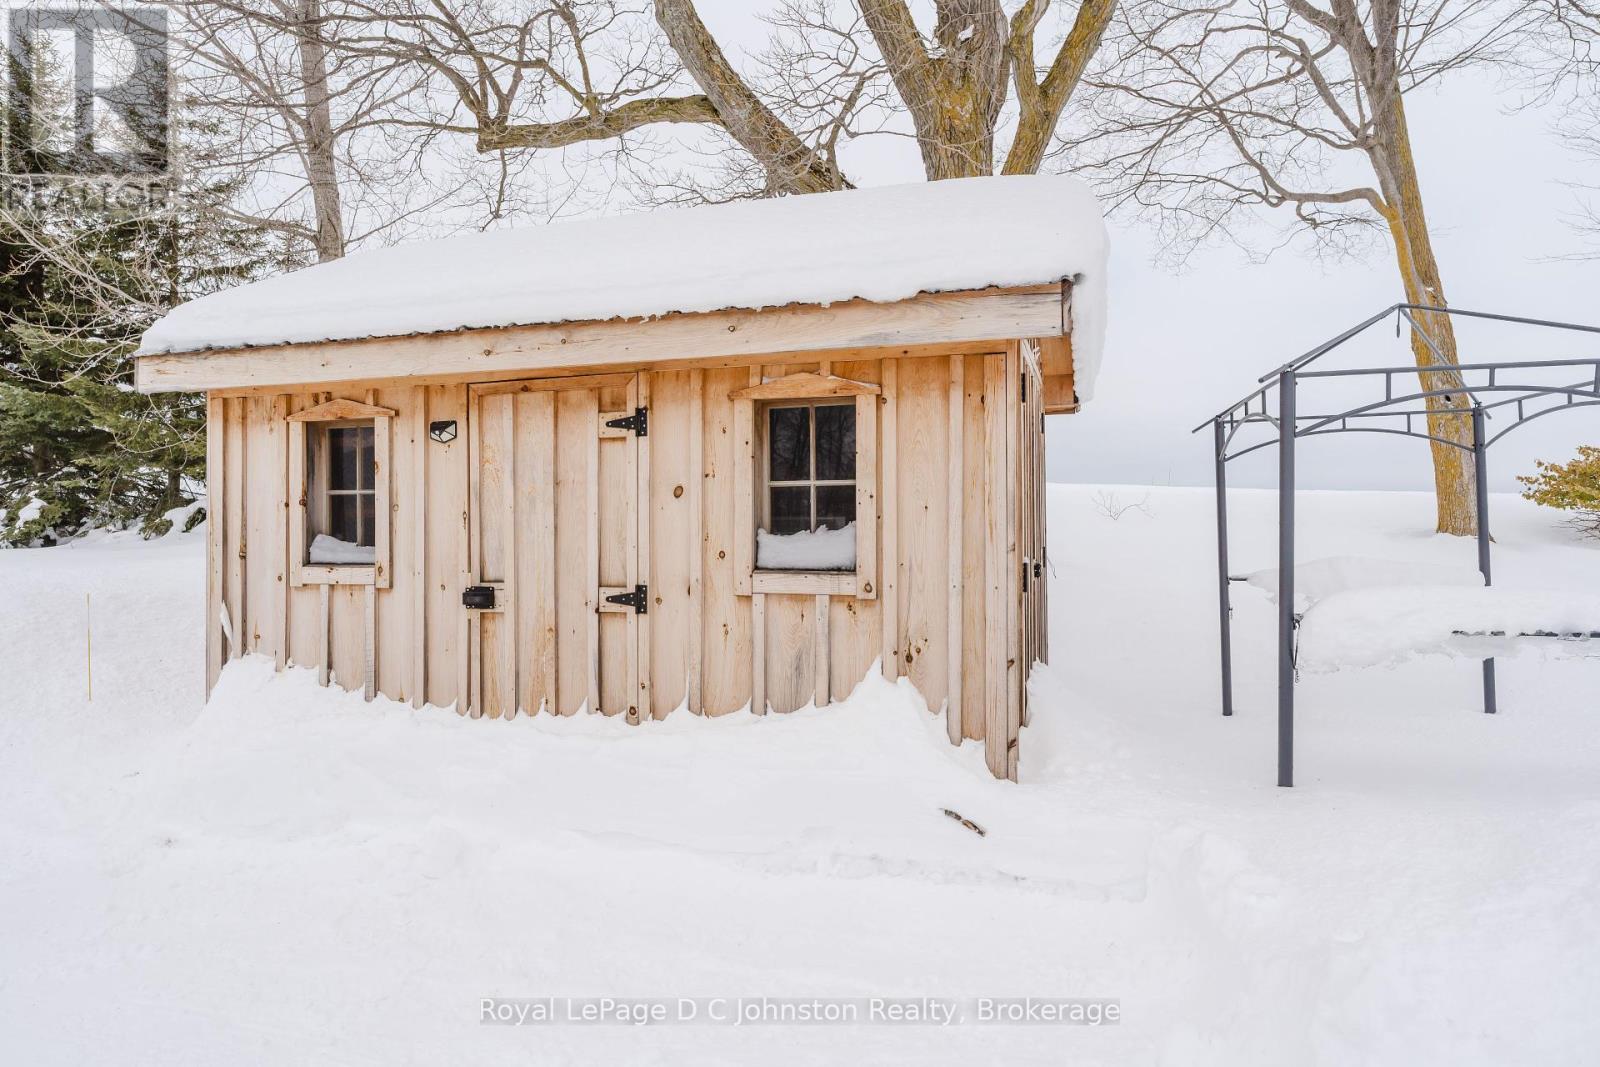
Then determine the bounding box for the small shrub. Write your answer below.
[1091,489,1152,521]
[1519,446,1600,539]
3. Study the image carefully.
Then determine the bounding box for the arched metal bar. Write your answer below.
[1296,408,1443,419]
[1485,398,1600,447]
[1294,383,1600,438]
[1222,437,1287,464]
[1480,377,1598,412]
[1297,425,1472,451]
[1297,357,1600,379]
[1220,382,1600,462]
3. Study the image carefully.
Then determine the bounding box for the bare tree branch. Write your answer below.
[653,0,846,192]
[477,91,718,148]
[1006,0,1118,174]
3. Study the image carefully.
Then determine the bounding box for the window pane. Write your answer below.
[814,404,855,481]
[815,485,856,531]
[769,485,810,535]
[328,494,360,543]
[358,494,375,547]
[357,426,375,491]
[768,406,809,482]
[328,427,360,491]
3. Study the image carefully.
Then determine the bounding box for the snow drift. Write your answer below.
[6,486,1600,1064]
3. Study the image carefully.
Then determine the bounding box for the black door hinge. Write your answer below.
[1020,372,1027,405]
[605,584,649,614]
[605,406,648,437]
[462,585,496,609]
[1022,560,1030,592]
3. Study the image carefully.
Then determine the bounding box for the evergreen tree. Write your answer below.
[0,42,285,544]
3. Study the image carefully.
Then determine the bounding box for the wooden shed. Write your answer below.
[134,175,1108,780]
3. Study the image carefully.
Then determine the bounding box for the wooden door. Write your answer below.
[465,373,650,722]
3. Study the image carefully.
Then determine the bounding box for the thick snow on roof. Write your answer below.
[139,175,1110,397]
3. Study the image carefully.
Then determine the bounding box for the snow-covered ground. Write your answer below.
[3,485,1598,1065]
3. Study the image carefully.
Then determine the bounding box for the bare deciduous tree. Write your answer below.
[1529,1,1600,251]
[1532,0,1600,69]
[309,0,1118,199]
[1068,0,1535,535]
[174,0,549,261]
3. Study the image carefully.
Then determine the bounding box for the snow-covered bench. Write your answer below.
[1298,585,1600,670]
[1239,557,1600,671]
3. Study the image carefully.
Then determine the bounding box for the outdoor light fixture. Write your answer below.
[429,420,458,444]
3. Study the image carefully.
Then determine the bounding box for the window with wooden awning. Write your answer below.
[730,371,880,598]
[287,397,394,588]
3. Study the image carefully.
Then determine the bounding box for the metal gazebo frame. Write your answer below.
[1201,304,1600,787]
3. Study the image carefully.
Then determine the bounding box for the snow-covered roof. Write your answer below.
[139,175,1110,398]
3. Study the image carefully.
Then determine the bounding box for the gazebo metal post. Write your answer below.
[1214,417,1234,717]
[1472,405,1497,715]
[1277,371,1297,787]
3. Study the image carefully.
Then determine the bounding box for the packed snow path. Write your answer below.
[2,487,1598,1064]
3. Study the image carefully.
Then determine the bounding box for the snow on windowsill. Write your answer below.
[309,534,375,565]
[756,523,856,571]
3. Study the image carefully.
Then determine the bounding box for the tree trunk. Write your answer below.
[296,0,345,261]
[859,0,1009,181]
[163,467,184,513]
[1372,93,1477,536]
[919,0,1010,179]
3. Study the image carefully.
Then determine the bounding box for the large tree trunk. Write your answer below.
[915,0,1009,179]
[859,0,1010,180]
[296,0,345,262]
[1372,94,1477,536]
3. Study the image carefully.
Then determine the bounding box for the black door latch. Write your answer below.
[604,584,649,614]
[462,585,496,609]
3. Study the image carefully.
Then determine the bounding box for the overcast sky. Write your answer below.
[692,3,1599,492]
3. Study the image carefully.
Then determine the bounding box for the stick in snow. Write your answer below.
[942,809,987,837]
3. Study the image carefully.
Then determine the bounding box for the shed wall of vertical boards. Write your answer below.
[202,346,1050,778]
